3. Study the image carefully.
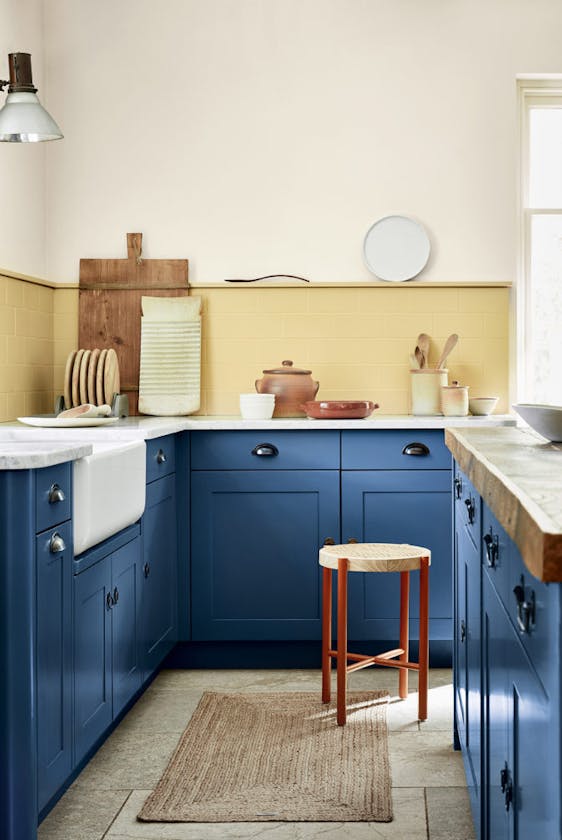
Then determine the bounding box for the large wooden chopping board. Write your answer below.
[79,233,189,415]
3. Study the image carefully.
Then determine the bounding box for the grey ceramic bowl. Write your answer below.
[512,403,562,441]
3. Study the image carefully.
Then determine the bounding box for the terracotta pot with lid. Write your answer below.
[255,360,319,417]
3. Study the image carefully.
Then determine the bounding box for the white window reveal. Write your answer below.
[519,81,562,405]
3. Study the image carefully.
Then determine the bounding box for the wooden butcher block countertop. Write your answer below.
[445,426,562,583]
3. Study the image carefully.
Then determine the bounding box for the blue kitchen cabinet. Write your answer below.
[453,467,482,828]
[341,431,452,649]
[140,472,178,676]
[190,431,340,641]
[74,529,142,765]
[191,470,340,640]
[36,521,73,812]
[452,456,562,840]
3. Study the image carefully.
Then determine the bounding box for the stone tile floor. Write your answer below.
[38,668,476,840]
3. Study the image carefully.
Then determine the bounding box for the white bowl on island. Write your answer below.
[512,403,562,442]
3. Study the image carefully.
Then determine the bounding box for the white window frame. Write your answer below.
[517,78,562,403]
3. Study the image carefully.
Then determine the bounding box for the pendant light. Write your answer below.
[0,52,63,142]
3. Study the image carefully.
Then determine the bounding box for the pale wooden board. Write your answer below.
[79,233,189,415]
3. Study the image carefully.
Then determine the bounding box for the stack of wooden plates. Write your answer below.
[63,348,121,409]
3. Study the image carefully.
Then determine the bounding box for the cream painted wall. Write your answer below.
[0,0,48,278]
[43,0,562,285]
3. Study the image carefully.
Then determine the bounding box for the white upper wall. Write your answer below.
[36,0,562,283]
[0,0,47,278]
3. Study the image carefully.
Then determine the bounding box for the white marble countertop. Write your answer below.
[0,413,516,469]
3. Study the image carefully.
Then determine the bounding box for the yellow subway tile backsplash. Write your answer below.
[0,278,510,423]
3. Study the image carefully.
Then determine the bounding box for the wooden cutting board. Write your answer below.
[79,233,189,414]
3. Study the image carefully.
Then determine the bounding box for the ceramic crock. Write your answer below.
[255,360,319,417]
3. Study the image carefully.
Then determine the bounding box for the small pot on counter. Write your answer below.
[441,381,469,416]
[256,360,319,417]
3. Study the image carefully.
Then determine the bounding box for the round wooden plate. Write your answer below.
[87,348,101,405]
[103,348,120,406]
[63,350,77,409]
[79,349,91,405]
[71,349,85,407]
[96,349,108,406]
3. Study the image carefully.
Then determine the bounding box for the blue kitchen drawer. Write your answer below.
[191,430,340,470]
[453,466,481,549]
[342,430,451,470]
[35,462,72,533]
[146,435,176,483]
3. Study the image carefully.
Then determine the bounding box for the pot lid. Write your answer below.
[263,360,312,375]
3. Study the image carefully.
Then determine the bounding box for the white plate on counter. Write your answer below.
[18,416,119,428]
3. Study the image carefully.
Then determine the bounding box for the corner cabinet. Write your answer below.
[453,463,562,840]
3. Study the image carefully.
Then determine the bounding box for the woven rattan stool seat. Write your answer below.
[319,542,432,573]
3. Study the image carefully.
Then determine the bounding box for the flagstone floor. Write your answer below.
[38,668,475,840]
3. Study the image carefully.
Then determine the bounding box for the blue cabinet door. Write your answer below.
[111,537,142,716]
[141,474,177,678]
[455,521,482,832]
[74,556,112,765]
[191,470,340,640]
[483,573,510,840]
[341,470,452,641]
[36,522,72,812]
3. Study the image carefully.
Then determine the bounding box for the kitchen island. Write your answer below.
[445,426,562,840]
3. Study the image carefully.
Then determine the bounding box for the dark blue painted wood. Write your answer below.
[191,470,340,640]
[140,474,177,677]
[111,537,142,716]
[175,432,190,641]
[0,470,37,840]
[36,521,73,812]
[73,556,112,765]
[341,469,452,640]
[146,435,176,483]
[342,429,451,470]
[190,430,340,471]
[35,462,71,533]
[73,523,141,575]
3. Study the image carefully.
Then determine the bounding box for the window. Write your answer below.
[519,81,562,405]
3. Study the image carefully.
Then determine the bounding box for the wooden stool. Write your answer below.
[319,542,431,726]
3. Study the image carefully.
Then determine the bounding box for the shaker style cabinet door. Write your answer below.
[111,537,143,717]
[36,521,73,812]
[140,473,178,677]
[341,470,452,641]
[191,470,340,640]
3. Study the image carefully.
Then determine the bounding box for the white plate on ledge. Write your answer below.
[18,416,119,428]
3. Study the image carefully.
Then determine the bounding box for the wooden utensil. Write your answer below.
[415,346,425,369]
[417,333,430,368]
[436,333,458,370]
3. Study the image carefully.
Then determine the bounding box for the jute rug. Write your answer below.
[138,690,392,823]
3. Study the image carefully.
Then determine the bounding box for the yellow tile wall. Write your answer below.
[0,274,55,421]
[0,278,510,421]
[196,285,511,416]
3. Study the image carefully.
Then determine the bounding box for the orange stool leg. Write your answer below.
[418,556,430,721]
[399,571,410,700]
[321,567,332,703]
[337,557,349,726]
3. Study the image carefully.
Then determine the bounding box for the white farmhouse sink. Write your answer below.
[73,440,146,555]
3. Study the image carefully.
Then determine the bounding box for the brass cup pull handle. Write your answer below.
[323,537,335,546]
[48,483,66,504]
